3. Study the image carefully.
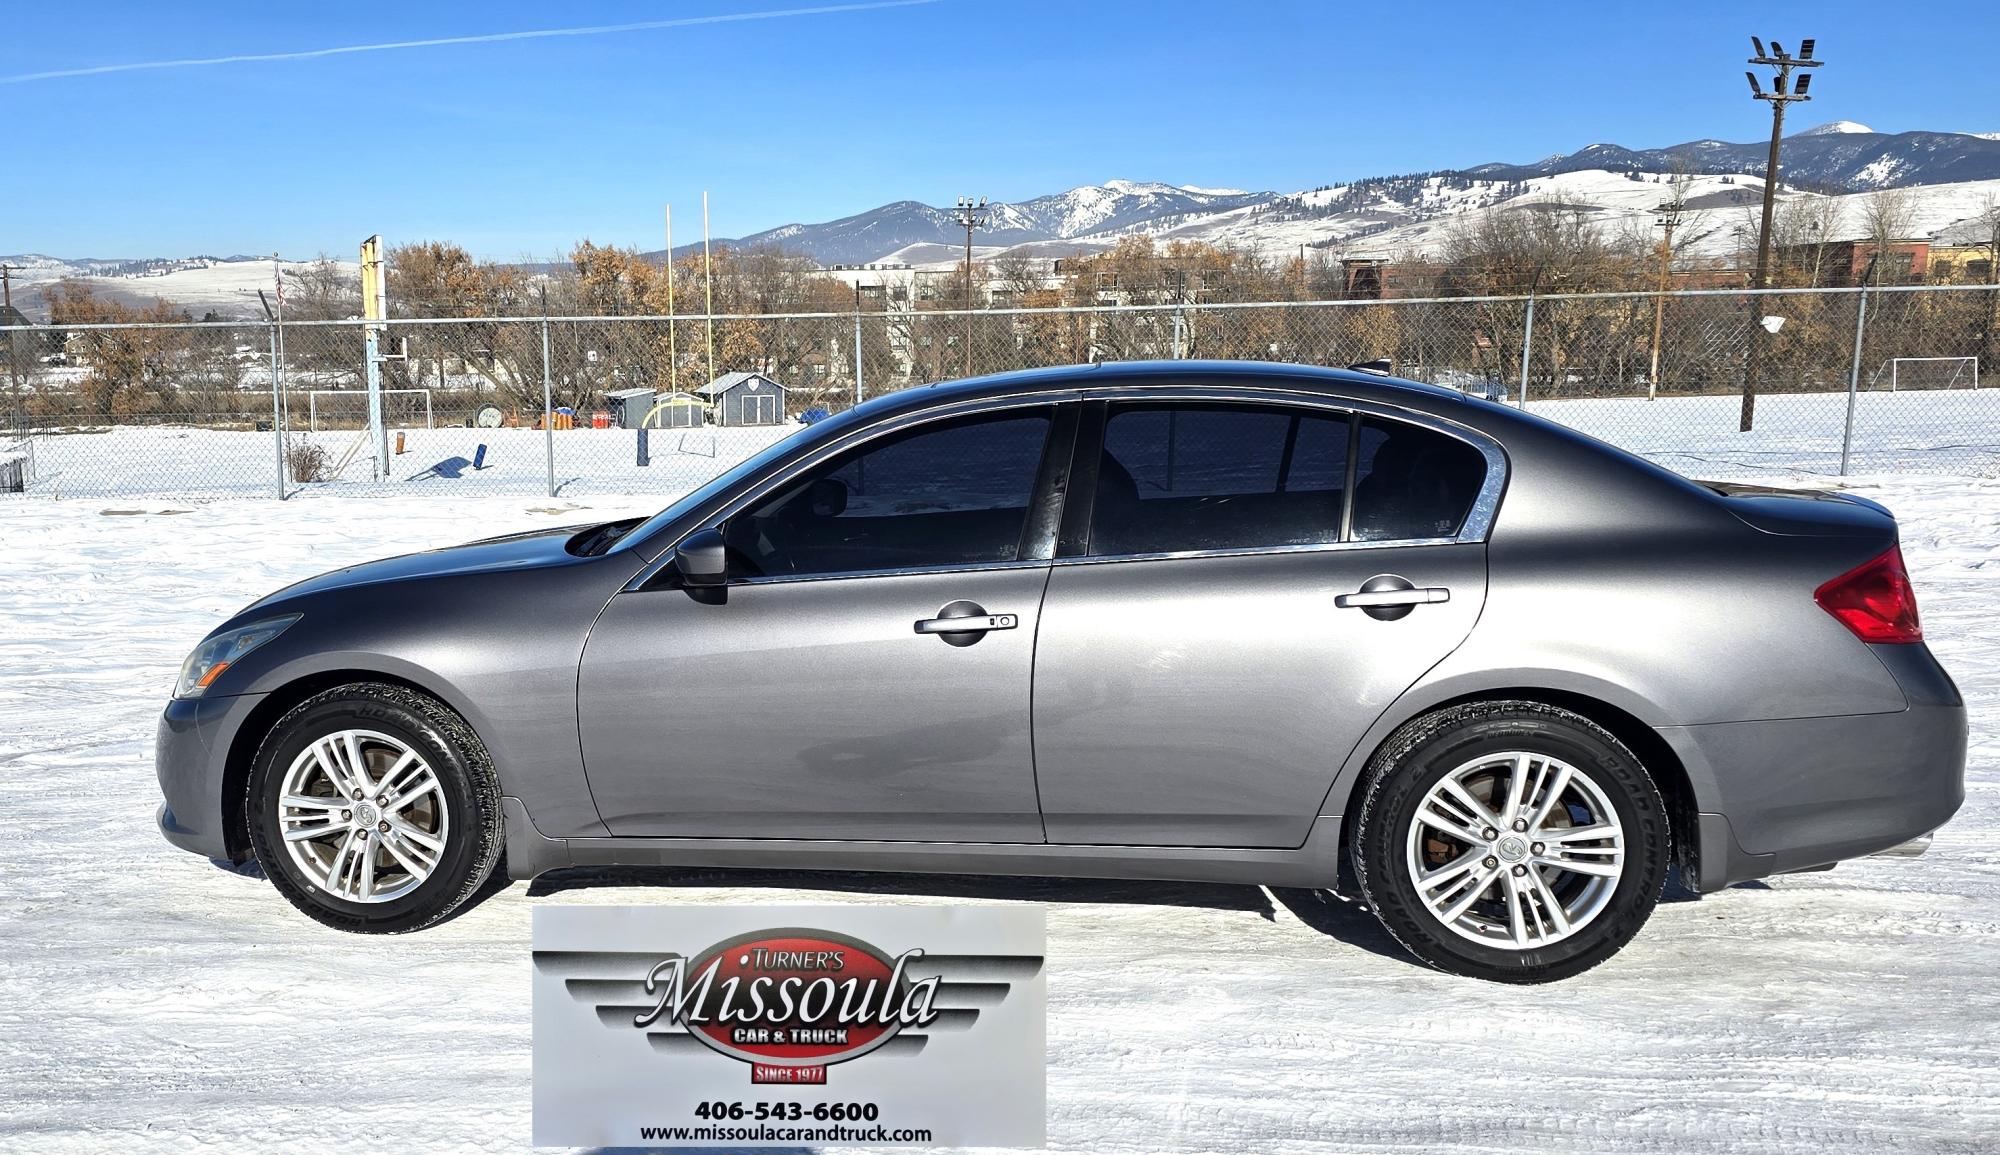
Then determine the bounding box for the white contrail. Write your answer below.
[1,0,941,85]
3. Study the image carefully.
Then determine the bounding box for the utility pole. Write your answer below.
[953,196,989,377]
[1739,35,1820,431]
[664,204,677,392]
[1,263,20,398]
[1647,192,1686,400]
[702,191,716,386]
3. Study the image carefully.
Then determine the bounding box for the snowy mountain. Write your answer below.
[1466,126,2000,192]
[13,128,2000,321]
[711,181,1271,266]
[670,127,2000,267]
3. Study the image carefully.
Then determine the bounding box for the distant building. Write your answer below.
[697,371,789,426]
[1926,244,1996,284]
[1776,239,1932,286]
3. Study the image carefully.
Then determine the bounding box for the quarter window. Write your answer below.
[725,409,1054,578]
[1350,416,1488,541]
[1088,404,1350,556]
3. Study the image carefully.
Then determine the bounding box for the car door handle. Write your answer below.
[1336,575,1450,622]
[1335,588,1450,609]
[915,612,1018,634]
[914,601,1018,647]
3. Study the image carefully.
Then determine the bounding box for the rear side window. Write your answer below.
[1350,416,1488,541]
[1088,404,1350,556]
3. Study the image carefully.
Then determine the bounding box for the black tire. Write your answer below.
[1352,700,1668,983]
[246,682,504,933]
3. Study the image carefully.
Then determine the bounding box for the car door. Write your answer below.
[577,402,1070,842]
[1031,397,1499,848]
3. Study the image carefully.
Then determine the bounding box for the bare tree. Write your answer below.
[1973,192,2000,368]
[1859,188,1916,286]
[1771,192,1845,286]
[1972,192,2000,287]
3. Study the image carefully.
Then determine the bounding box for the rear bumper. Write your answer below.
[155,692,265,862]
[1664,646,1967,891]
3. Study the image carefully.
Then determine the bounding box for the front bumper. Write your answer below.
[155,692,266,862]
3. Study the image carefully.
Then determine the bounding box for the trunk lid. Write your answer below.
[1703,480,1898,539]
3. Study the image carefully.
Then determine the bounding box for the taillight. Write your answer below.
[1815,545,1922,644]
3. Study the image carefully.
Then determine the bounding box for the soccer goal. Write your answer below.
[1868,356,1981,392]
[305,388,435,431]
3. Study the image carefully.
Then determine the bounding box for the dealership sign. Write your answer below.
[532,905,1045,1147]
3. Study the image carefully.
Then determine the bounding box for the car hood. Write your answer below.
[240,523,598,613]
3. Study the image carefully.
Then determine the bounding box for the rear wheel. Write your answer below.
[1353,701,1668,982]
[246,682,503,933]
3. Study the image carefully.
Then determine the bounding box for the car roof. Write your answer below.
[857,359,1469,412]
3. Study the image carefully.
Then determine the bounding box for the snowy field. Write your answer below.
[7,387,1997,503]
[11,422,798,500]
[0,473,1997,1154]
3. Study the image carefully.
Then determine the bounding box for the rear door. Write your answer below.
[1031,397,1498,848]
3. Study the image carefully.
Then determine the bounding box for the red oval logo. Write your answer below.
[637,928,939,1067]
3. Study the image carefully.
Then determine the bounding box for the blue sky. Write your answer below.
[7,0,1997,260]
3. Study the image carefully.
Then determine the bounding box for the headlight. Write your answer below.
[175,616,299,699]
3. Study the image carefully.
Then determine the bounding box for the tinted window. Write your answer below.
[1089,404,1350,556]
[1350,416,1487,541]
[725,409,1052,577]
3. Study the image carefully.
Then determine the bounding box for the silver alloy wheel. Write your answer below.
[276,728,449,903]
[1405,751,1626,950]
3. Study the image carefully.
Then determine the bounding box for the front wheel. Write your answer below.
[246,682,503,933]
[1352,701,1668,983]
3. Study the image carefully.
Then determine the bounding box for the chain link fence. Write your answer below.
[3,284,1996,500]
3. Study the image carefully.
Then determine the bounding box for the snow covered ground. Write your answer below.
[0,472,1997,1153]
[11,387,1999,503]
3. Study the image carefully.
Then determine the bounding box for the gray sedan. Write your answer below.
[155,361,1966,982]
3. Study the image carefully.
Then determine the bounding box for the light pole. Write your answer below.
[1739,35,1820,432]
[953,196,989,377]
[1647,195,1685,400]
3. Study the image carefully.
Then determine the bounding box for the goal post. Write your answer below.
[1870,356,1980,392]
[306,388,434,432]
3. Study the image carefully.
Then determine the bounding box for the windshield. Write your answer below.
[610,403,887,557]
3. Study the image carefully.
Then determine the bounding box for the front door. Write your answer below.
[578,405,1063,841]
[1032,401,1496,848]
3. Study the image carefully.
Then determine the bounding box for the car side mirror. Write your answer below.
[674,528,729,587]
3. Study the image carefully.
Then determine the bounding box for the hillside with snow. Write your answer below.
[10,126,2000,321]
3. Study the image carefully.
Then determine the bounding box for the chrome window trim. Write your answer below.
[623,380,1509,591]
[1076,384,1509,550]
[732,558,1052,588]
[625,391,1077,591]
[1051,536,1463,569]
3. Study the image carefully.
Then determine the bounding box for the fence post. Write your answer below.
[853,295,865,407]
[269,323,286,499]
[1516,295,1536,410]
[541,318,556,498]
[1172,305,1186,359]
[1840,286,1871,476]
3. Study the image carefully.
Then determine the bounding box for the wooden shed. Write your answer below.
[697,372,788,427]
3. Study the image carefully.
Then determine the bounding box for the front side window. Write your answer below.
[724,408,1054,578]
[1088,403,1350,556]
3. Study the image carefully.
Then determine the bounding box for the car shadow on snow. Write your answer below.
[519,865,1411,963]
